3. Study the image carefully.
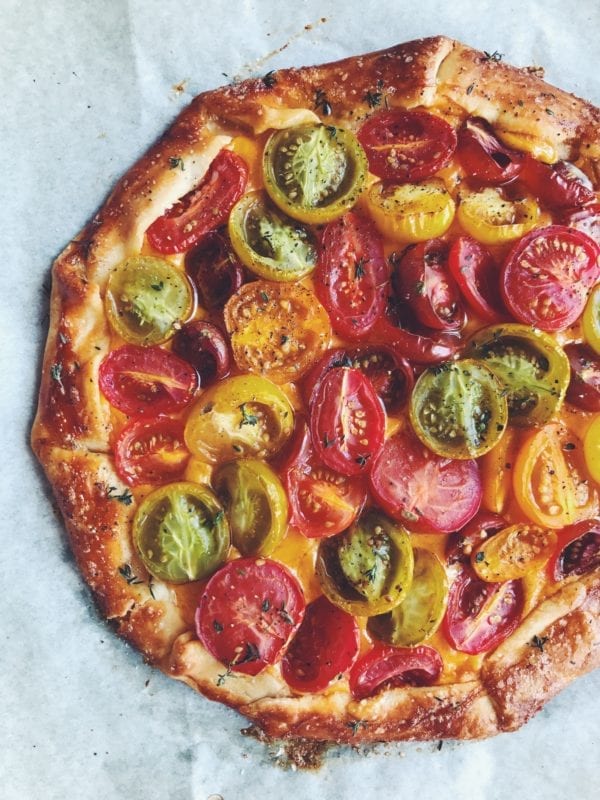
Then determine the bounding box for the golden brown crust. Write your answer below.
[32,36,600,746]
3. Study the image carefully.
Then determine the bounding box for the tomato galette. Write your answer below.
[32,36,600,745]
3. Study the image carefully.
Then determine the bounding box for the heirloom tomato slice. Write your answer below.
[196,557,305,676]
[448,236,505,323]
[565,343,600,412]
[501,225,600,331]
[563,203,600,248]
[146,149,248,254]
[357,109,457,182]
[172,320,231,386]
[456,117,523,185]
[99,345,198,416]
[281,596,360,693]
[471,523,557,582]
[369,429,482,533]
[224,281,330,383]
[314,211,389,340]
[367,179,455,242]
[519,157,595,209]
[446,511,507,566]
[349,644,443,701]
[550,520,600,582]
[310,367,385,477]
[185,229,244,310]
[457,187,540,245]
[115,417,189,487]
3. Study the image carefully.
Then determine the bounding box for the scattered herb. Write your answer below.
[437,740,443,751]
[232,444,243,453]
[563,442,576,451]
[545,108,555,116]
[347,720,367,735]
[482,50,503,62]
[262,70,277,88]
[259,290,269,303]
[323,434,335,448]
[212,510,225,527]
[315,88,332,116]
[239,403,259,428]
[150,281,164,291]
[261,598,271,612]
[118,564,145,586]
[363,565,377,582]
[216,665,232,686]
[466,83,475,95]
[365,88,382,108]
[213,620,224,633]
[237,642,260,664]
[326,125,337,138]
[50,363,63,382]
[280,334,289,345]
[414,280,425,296]
[354,258,367,279]
[58,332,70,345]
[530,634,549,652]
[475,552,485,563]
[355,454,370,467]
[107,486,134,505]
[279,606,294,625]
[168,156,185,171]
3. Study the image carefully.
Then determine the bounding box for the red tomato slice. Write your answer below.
[371,314,460,365]
[443,567,523,655]
[395,239,465,330]
[501,225,600,331]
[563,203,600,247]
[448,236,505,323]
[519,157,595,209]
[99,345,199,416]
[172,320,231,386]
[369,429,482,533]
[281,596,360,693]
[282,418,367,538]
[549,519,600,582]
[358,109,457,182]
[349,644,443,700]
[114,417,189,486]
[146,150,248,254]
[565,344,600,412]
[445,511,507,566]
[310,367,386,477]
[456,118,523,184]
[185,229,245,309]
[196,557,305,676]
[314,212,389,340]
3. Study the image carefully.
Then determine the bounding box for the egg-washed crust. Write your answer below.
[32,36,600,745]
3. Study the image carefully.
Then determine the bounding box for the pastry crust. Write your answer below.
[32,36,600,745]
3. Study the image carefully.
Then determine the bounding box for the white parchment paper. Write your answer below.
[2,1,600,798]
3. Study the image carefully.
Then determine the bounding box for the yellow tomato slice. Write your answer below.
[513,423,599,528]
[480,427,520,514]
[471,523,557,582]
[584,415,600,484]
[365,179,455,242]
[457,188,540,245]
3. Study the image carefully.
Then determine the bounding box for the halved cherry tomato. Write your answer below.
[409,360,508,459]
[466,324,570,427]
[501,225,600,331]
[584,416,600,484]
[99,345,199,416]
[196,557,305,676]
[115,417,189,486]
[513,423,599,529]
[367,179,455,242]
[310,367,385,477]
[314,211,389,340]
[519,157,596,209]
[471,523,556,582]
[565,344,600,412]
[105,256,194,346]
[443,567,523,655]
[448,236,505,323]
[185,229,244,309]
[367,548,448,647]
[479,428,520,514]
[456,117,523,185]
[371,312,460,365]
[446,511,507,566]
[394,239,465,330]
[172,320,231,386]
[457,187,540,245]
[224,281,331,383]
[213,459,288,557]
[316,509,414,616]
[184,375,294,463]
[357,109,457,182]
[146,150,248,254]
[262,124,367,224]
[281,596,360,693]
[549,519,600,581]
[133,482,229,582]
[349,644,443,701]
[228,191,318,281]
[563,203,600,248]
[583,283,600,355]
[282,418,366,538]
[369,429,482,533]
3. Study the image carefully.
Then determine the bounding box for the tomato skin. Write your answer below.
[563,203,600,248]
[185,229,245,309]
[310,367,386,477]
[443,567,524,655]
[99,345,199,416]
[172,320,231,386]
[565,344,600,412]
[456,118,523,185]
[369,429,482,533]
[501,225,600,332]
[448,236,505,323]
[349,644,443,700]
[395,239,465,331]
[315,212,389,340]
[115,417,189,486]
[519,157,596,209]
[549,520,600,582]
[446,511,507,566]
[281,596,360,693]
[196,557,305,676]
[357,109,457,182]
[371,314,460,365]
[146,150,248,255]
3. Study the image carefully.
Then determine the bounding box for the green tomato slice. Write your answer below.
[466,324,570,426]
[228,191,317,282]
[316,510,414,616]
[105,256,194,345]
[263,124,368,224]
[133,482,229,583]
[410,359,508,459]
[367,548,448,647]
[213,459,288,556]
